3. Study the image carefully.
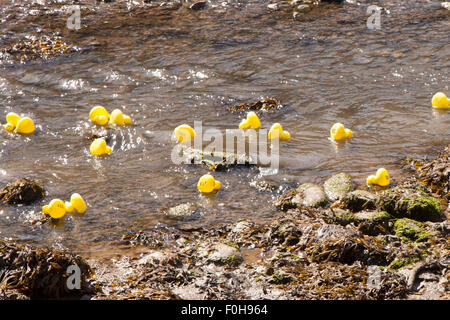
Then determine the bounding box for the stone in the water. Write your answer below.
[0,178,45,205]
[323,173,354,202]
[164,203,200,220]
[292,183,328,208]
[378,187,444,222]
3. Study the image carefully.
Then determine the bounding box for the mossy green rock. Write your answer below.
[323,173,354,202]
[292,183,328,208]
[379,187,443,222]
[341,190,378,212]
[330,208,357,225]
[393,218,432,242]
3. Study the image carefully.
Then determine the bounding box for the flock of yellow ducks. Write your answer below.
[1,92,449,214]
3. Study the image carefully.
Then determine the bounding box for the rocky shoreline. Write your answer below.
[1,145,448,300]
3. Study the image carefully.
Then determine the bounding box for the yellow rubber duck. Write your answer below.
[89,106,110,126]
[197,174,221,193]
[268,123,291,141]
[64,193,87,214]
[42,199,67,219]
[431,92,450,109]
[90,138,112,156]
[330,123,353,141]
[239,111,261,130]
[366,168,390,187]
[173,124,196,143]
[4,112,35,134]
[109,109,132,126]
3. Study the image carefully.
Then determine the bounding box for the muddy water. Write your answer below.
[0,0,448,257]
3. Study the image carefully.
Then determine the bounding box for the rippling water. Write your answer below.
[0,0,448,257]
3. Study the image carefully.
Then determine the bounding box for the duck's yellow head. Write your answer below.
[197,174,221,193]
[239,111,261,130]
[173,124,196,143]
[90,138,112,156]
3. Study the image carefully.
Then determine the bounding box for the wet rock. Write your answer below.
[275,183,328,211]
[393,218,434,242]
[341,190,378,212]
[228,98,283,114]
[0,178,45,205]
[1,35,75,64]
[189,1,208,10]
[442,2,450,10]
[164,202,201,220]
[180,146,255,171]
[378,187,444,222]
[207,243,243,267]
[0,241,95,299]
[323,173,354,202]
[292,183,328,208]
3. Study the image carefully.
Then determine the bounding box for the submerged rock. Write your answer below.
[323,173,354,202]
[378,187,444,222]
[0,178,45,205]
[164,202,201,220]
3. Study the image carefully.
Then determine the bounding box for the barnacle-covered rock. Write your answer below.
[323,173,354,202]
[0,178,45,205]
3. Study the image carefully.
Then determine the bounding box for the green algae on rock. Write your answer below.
[378,187,444,222]
[323,173,354,202]
[393,218,434,242]
[0,178,45,205]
